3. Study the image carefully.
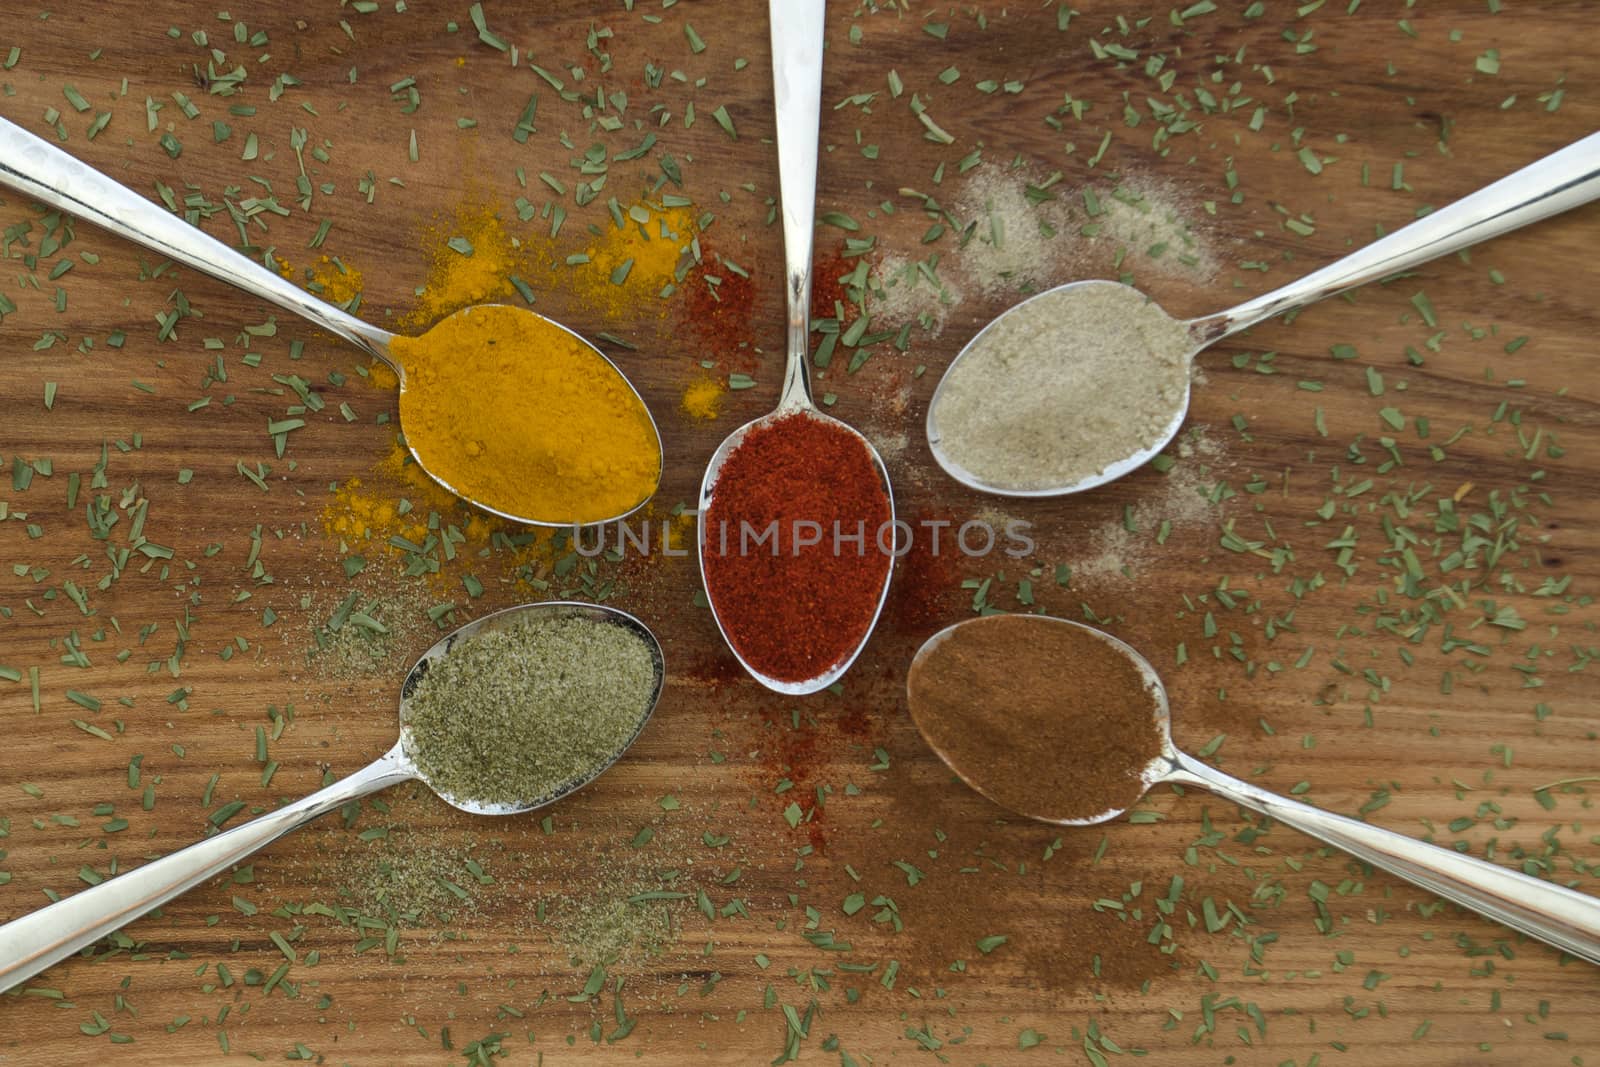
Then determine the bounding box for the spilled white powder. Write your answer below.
[1071,426,1225,584]
[868,253,961,337]
[951,168,1074,298]
[1083,178,1219,284]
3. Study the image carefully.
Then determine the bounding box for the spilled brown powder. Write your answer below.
[907,614,1166,822]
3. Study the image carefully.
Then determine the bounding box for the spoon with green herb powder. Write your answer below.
[908,614,1600,965]
[927,131,1600,497]
[0,602,665,993]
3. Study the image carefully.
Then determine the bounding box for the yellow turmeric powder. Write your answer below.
[577,200,699,315]
[322,436,568,599]
[275,254,364,307]
[308,256,364,305]
[680,376,725,420]
[390,305,661,525]
[323,439,495,550]
[406,201,526,328]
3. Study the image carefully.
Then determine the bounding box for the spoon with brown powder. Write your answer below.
[927,131,1600,498]
[0,601,665,993]
[907,613,1600,965]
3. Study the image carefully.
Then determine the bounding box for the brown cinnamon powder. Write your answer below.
[907,614,1165,822]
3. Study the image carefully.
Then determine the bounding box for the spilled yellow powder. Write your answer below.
[275,255,365,306]
[660,509,695,562]
[406,200,527,328]
[577,200,699,314]
[323,439,496,550]
[324,475,424,546]
[680,376,725,420]
[309,256,364,305]
[363,359,399,392]
[322,438,570,595]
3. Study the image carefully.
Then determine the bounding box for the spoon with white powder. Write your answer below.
[927,132,1600,497]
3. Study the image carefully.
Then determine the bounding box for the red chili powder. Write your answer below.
[701,413,893,683]
[684,258,757,354]
[885,509,958,634]
[809,248,859,327]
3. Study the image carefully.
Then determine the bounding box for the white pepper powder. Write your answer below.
[929,282,1194,490]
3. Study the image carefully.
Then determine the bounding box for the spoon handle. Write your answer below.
[1169,750,1600,964]
[1194,131,1600,343]
[0,114,394,360]
[769,0,826,411]
[0,746,412,994]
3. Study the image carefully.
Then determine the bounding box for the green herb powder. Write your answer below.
[929,281,1193,489]
[403,614,657,807]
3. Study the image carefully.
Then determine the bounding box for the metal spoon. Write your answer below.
[0,116,662,527]
[0,601,665,994]
[696,0,895,695]
[927,131,1600,497]
[908,614,1600,965]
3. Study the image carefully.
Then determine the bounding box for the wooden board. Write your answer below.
[2,1,1599,1062]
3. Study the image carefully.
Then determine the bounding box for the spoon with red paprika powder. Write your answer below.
[696,0,895,695]
[907,614,1600,965]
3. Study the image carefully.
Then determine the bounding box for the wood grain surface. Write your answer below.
[2,1,1598,1063]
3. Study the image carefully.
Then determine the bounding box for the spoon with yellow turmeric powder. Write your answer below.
[0,116,663,527]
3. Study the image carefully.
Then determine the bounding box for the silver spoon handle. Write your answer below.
[1194,132,1600,343]
[0,114,393,359]
[1170,750,1600,964]
[769,0,825,411]
[0,746,412,994]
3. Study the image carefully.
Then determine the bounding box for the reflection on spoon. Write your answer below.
[0,602,665,994]
[928,131,1600,497]
[908,613,1600,965]
[0,116,662,527]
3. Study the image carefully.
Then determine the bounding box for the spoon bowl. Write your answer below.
[0,601,664,993]
[926,279,1195,499]
[698,404,896,696]
[387,304,663,528]
[908,613,1600,965]
[398,600,667,814]
[908,613,1174,825]
[0,116,662,527]
[928,132,1600,498]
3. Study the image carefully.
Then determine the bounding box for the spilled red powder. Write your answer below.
[749,694,882,855]
[886,510,959,634]
[684,257,757,355]
[810,248,859,326]
[683,651,748,687]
